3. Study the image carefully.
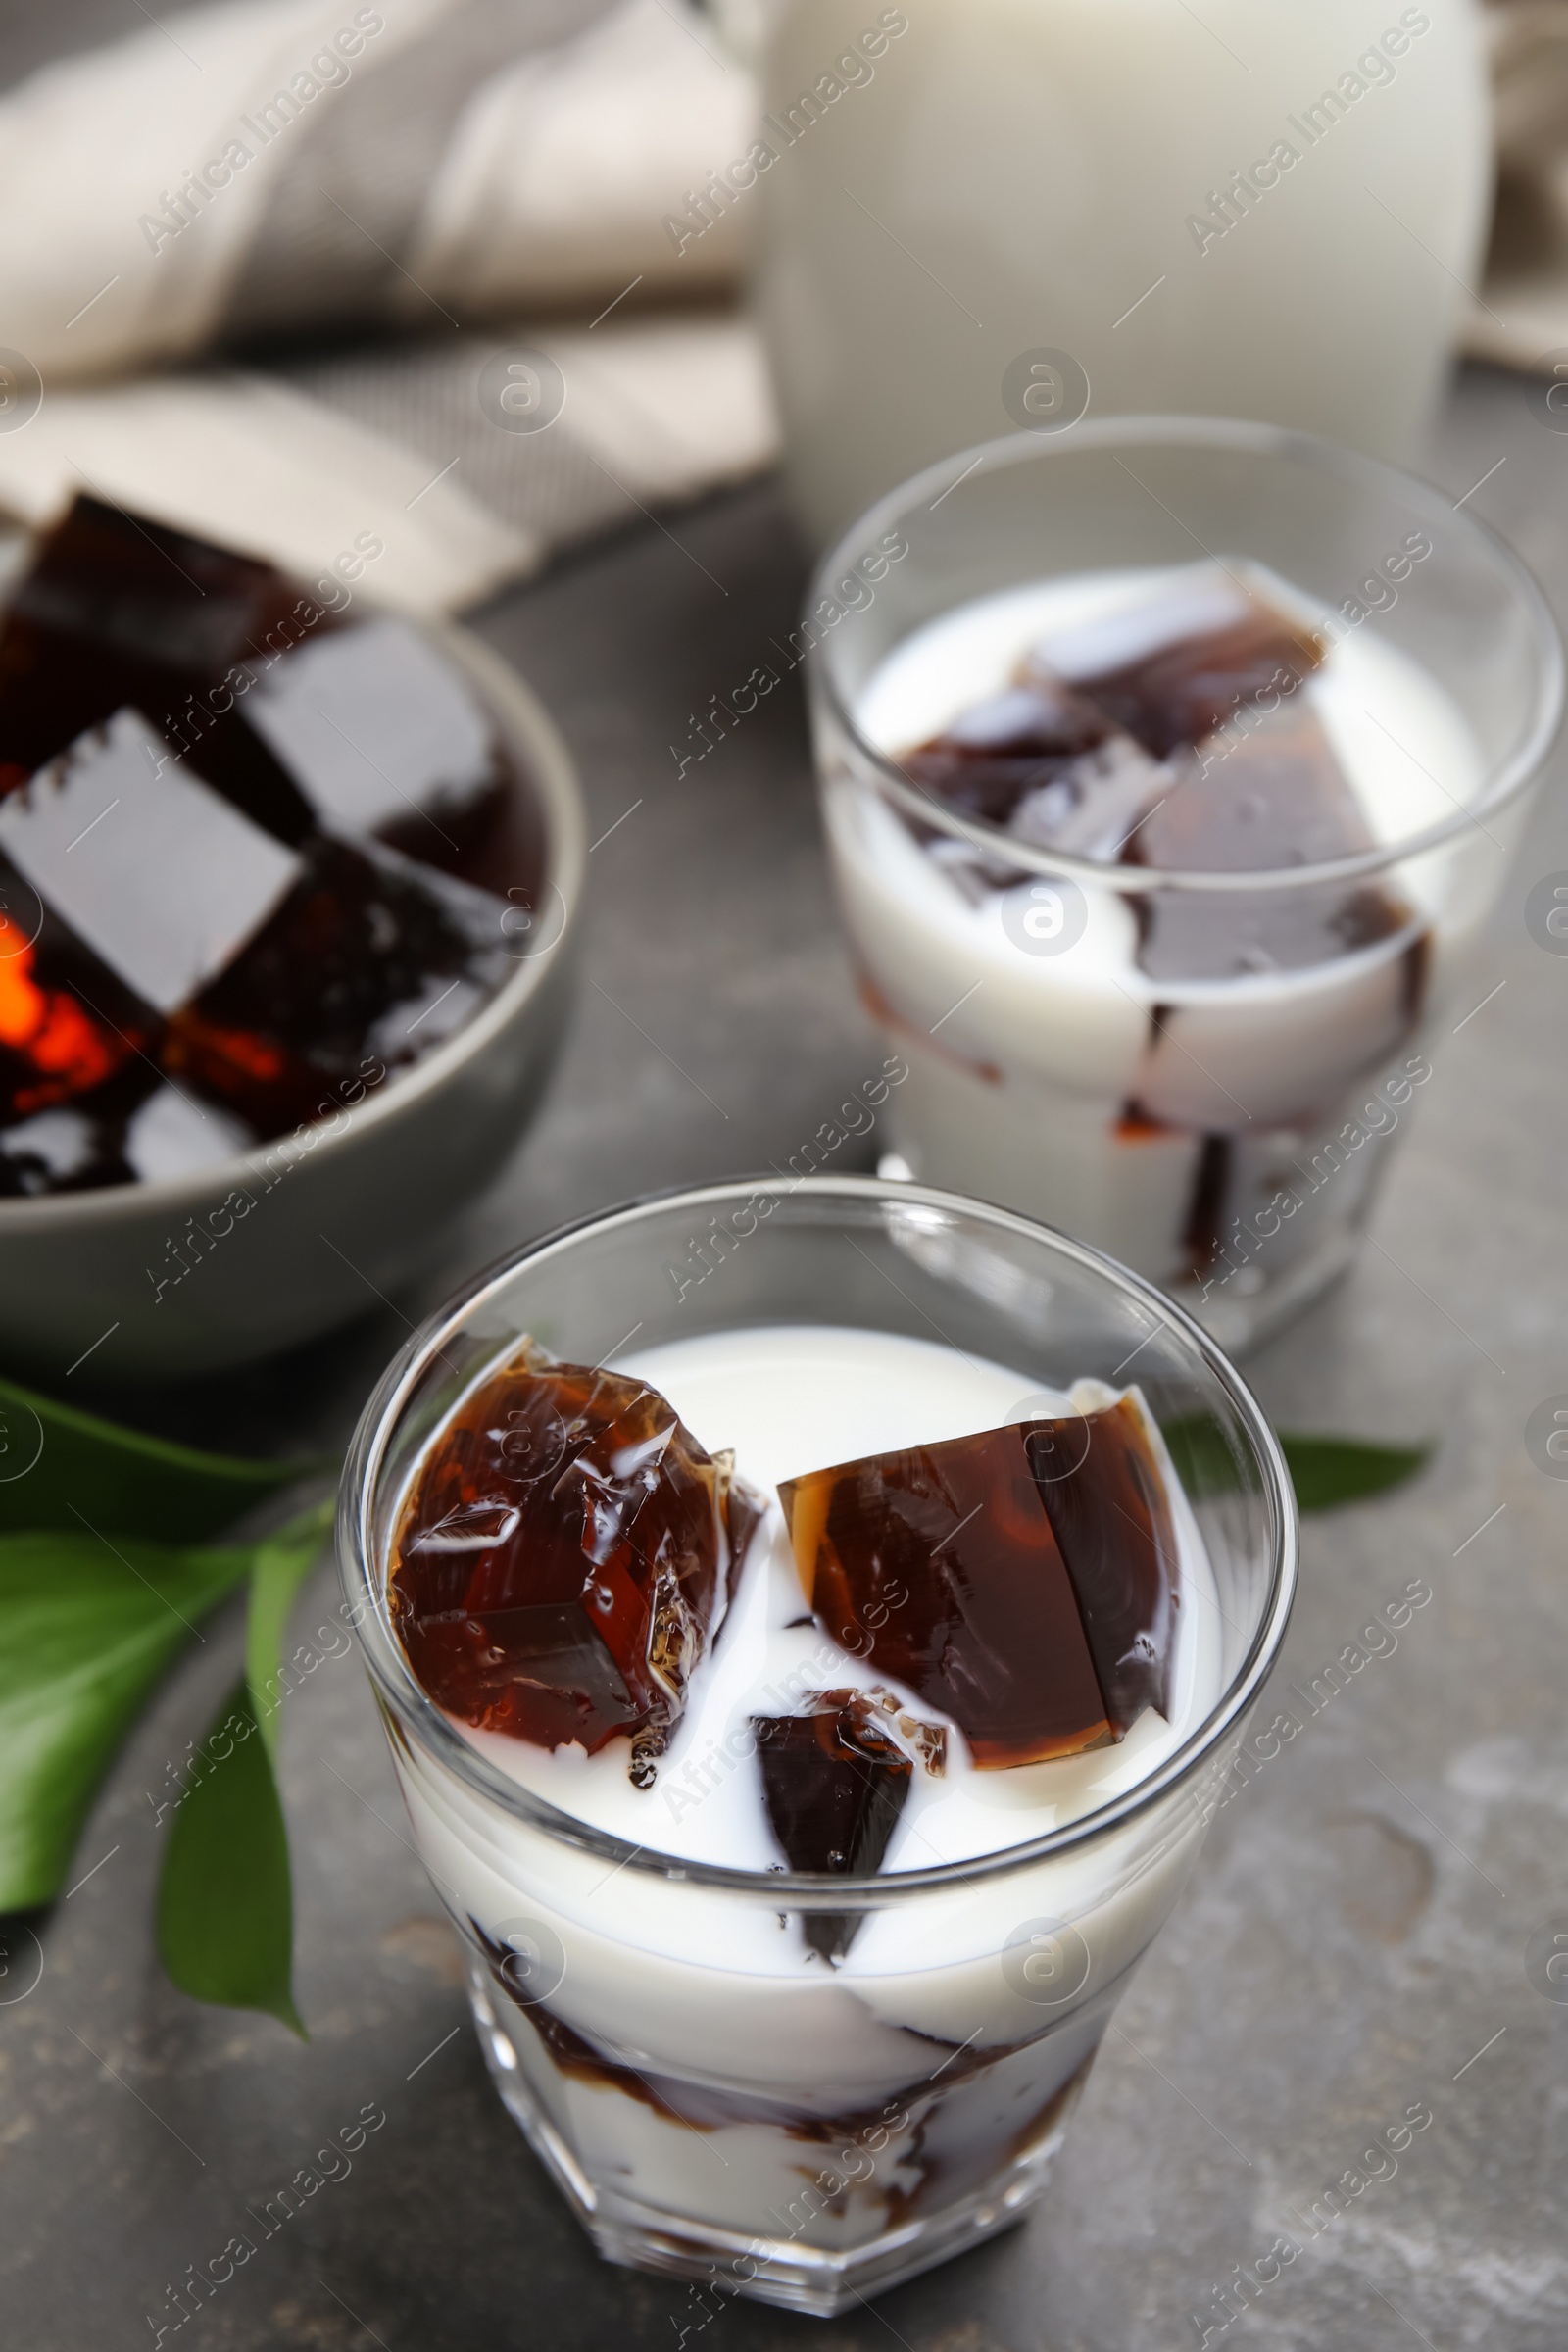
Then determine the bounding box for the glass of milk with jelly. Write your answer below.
[804,418,1563,1351]
[340,1174,1297,2313]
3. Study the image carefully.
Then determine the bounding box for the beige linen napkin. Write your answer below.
[0,0,776,611]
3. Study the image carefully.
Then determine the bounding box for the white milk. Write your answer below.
[753,0,1491,540]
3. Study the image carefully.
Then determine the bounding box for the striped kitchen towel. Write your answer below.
[0,0,777,610]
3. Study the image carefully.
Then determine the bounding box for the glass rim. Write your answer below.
[338,1173,1299,1904]
[807,414,1565,896]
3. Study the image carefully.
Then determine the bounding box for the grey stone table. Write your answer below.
[4,369,1568,2352]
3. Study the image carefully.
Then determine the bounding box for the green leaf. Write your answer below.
[156,1678,303,2035]
[1160,1417,1432,1514]
[0,1529,252,1911]
[1279,1434,1432,1514]
[156,1500,332,2032]
[0,1370,329,1542]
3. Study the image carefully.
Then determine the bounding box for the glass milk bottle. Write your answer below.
[750,0,1492,543]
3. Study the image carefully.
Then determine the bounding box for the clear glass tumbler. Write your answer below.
[340,1176,1297,2315]
[804,419,1563,1352]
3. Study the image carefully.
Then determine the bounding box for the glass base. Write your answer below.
[876,1151,1357,1357]
[466,1973,1078,2317]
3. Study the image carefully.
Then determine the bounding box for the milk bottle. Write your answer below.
[750,0,1492,541]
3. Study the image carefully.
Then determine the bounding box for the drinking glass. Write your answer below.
[340,1175,1297,2314]
[804,419,1563,1350]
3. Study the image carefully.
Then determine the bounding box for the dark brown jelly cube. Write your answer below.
[162,834,510,1133]
[0,708,304,1019]
[0,495,315,829]
[391,1343,764,1782]
[13,494,299,664]
[753,1690,915,1961]
[1022,1396,1180,1734]
[781,1424,1113,1767]
[780,1400,1180,1768]
[1043,601,1325,761]
[899,679,1114,829]
[1127,707,1373,875]
[5,493,303,684]
[1122,707,1412,983]
[236,616,509,866]
[753,1691,913,1873]
[0,856,160,1190]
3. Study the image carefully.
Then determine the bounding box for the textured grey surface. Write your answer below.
[4,369,1568,2352]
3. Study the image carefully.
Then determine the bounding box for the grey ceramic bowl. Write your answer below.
[0,624,586,1381]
